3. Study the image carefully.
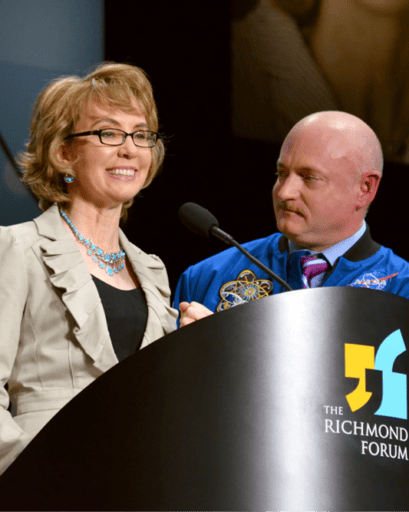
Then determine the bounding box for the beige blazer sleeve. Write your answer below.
[0,205,177,475]
[0,226,32,473]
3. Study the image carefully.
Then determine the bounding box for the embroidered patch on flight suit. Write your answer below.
[216,270,273,312]
[348,271,399,290]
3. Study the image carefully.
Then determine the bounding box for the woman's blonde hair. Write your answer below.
[19,62,164,217]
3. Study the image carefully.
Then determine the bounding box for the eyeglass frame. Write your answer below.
[65,128,160,148]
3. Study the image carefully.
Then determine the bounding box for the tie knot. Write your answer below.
[300,254,329,288]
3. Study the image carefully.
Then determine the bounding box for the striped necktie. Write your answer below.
[300,254,330,289]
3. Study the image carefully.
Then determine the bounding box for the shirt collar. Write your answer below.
[288,222,366,267]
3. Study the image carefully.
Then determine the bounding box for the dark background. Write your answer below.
[106,0,275,293]
[105,0,409,295]
[1,1,408,296]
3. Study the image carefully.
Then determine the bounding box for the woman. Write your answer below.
[0,62,177,474]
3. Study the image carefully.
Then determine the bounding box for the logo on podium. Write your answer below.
[324,329,408,461]
[345,329,407,420]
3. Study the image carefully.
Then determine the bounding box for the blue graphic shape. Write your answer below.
[374,329,407,420]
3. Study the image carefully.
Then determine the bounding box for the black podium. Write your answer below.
[0,287,408,510]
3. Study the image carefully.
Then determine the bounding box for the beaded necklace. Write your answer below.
[60,209,126,276]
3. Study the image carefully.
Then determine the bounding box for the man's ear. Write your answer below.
[356,171,381,210]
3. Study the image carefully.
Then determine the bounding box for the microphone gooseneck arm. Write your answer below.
[210,225,293,292]
[178,203,292,292]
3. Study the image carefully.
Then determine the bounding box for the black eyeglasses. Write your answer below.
[65,128,159,148]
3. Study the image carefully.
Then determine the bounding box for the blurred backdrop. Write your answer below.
[0,0,104,222]
[1,0,408,296]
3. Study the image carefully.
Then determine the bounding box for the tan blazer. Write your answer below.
[0,204,177,474]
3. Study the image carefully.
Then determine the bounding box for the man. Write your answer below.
[174,111,409,326]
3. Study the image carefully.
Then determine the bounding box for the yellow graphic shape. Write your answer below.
[345,343,375,412]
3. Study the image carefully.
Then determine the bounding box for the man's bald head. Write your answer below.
[288,111,384,178]
[273,111,383,251]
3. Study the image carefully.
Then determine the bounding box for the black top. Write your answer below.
[92,276,148,362]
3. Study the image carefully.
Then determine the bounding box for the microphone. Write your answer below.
[178,202,292,292]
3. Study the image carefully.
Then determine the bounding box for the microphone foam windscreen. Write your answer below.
[178,203,219,237]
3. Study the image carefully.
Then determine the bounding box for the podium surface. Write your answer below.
[0,287,408,510]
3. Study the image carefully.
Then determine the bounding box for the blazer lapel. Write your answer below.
[34,205,116,373]
[34,205,176,365]
[119,230,177,348]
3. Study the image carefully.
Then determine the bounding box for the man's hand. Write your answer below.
[179,301,213,327]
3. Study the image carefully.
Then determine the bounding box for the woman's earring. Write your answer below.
[64,174,75,183]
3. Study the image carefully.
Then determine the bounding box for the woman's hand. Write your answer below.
[179,301,213,327]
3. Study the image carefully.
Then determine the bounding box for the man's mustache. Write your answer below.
[276,200,304,216]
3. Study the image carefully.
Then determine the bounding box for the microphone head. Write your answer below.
[178,202,219,238]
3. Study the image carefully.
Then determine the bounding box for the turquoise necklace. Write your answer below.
[60,209,126,276]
